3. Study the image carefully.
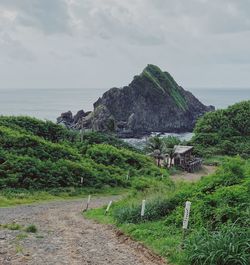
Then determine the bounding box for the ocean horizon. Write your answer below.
[0,87,249,122]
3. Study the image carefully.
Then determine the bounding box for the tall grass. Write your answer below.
[114,197,176,223]
[185,225,250,265]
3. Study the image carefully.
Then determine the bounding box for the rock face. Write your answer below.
[57,64,215,137]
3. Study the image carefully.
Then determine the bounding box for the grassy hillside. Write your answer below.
[0,116,169,190]
[86,157,250,265]
[192,101,250,158]
[85,100,250,264]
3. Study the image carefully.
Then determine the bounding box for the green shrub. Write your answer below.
[0,116,77,143]
[2,223,22,230]
[185,225,250,265]
[0,116,168,189]
[115,157,250,228]
[78,131,138,152]
[192,101,250,157]
[25,224,37,233]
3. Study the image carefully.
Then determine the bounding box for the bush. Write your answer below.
[185,225,250,265]
[2,223,22,230]
[0,116,169,189]
[192,101,250,157]
[25,224,37,233]
[78,131,138,152]
[165,157,250,228]
[0,116,77,143]
[115,157,250,228]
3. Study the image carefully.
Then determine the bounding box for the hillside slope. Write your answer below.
[0,116,168,189]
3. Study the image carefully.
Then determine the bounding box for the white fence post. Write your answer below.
[105,200,113,215]
[141,199,146,218]
[182,201,191,229]
[181,201,191,247]
[83,195,91,212]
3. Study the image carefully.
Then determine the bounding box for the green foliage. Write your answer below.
[114,197,176,224]
[0,116,77,143]
[1,223,22,230]
[0,187,127,207]
[185,225,250,265]
[77,131,138,153]
[162,136,181,149]
[0,116,168,190]
[192,101,250,157]
[141,64,187,110]
[145,135,182,153]
[25,224,37,233]
[0,126,80,162]
[113,157,250,229]
[166,157,250,229]
[145,136,166,153]
[87,157,250,265]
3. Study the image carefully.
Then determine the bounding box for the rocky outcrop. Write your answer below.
[57,64,215,137]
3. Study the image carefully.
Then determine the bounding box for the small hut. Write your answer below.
[173,145,202,172]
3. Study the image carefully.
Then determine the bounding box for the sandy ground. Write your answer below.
[170,165,217,182]
[0,196,167,265]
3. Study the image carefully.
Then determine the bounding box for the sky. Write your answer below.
[0,0,250,89]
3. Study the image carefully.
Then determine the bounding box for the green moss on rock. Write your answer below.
[141,64,188,111]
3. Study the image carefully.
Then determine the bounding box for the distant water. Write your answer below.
[0,88,249,122]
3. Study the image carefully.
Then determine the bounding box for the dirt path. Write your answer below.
[0,196,167,265]
[170,165,217,182]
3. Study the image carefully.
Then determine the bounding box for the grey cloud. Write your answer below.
[151,0,250,34]
[0,0,71,34]
[0,32,35,61]
[71,1,165,46]
[78,47,97,58]
[0,0,250,89]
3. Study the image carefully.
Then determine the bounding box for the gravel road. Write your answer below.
[0,197,167,265]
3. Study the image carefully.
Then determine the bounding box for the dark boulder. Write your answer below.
[57,111,73,127]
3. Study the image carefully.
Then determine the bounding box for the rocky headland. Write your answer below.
[57,64,214,137]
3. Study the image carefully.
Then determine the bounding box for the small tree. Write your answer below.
[145,136,166,167]
[145,136,183,167]
[162,136,181,167]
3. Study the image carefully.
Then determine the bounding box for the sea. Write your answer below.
[0,87,249,144]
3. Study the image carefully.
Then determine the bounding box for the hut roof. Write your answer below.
[174,145,193,155]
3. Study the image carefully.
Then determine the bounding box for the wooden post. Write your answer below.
[105,201,113,215]
[83,195,91,212]
[80,177,83,186]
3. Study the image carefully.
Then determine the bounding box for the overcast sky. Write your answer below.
[0,0,250,89]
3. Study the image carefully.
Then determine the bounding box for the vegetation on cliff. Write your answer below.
[141,64,188,111]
